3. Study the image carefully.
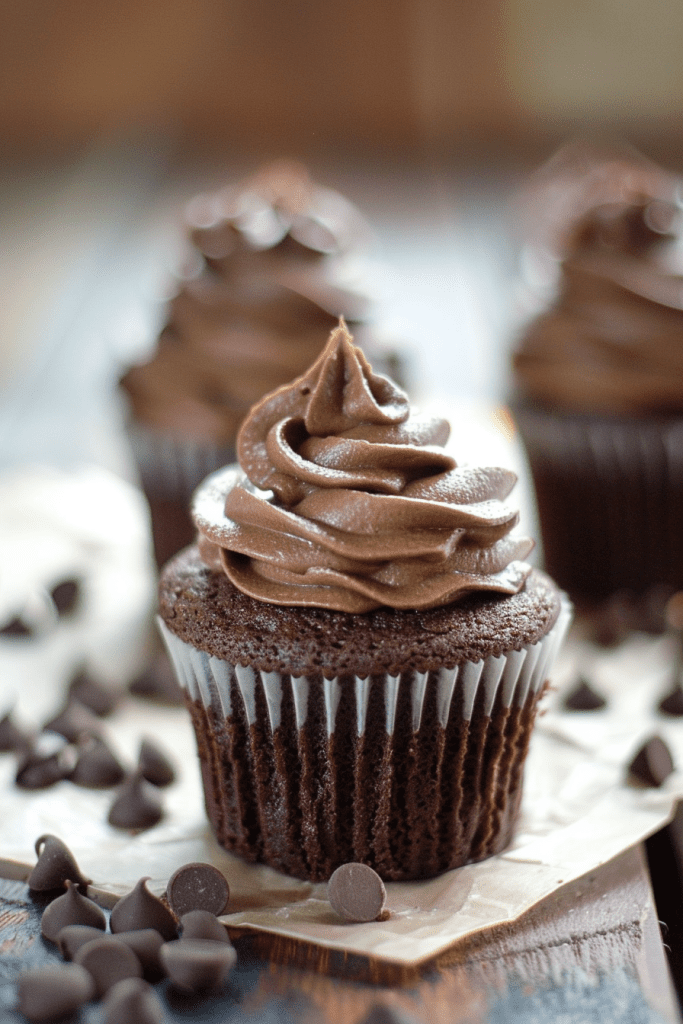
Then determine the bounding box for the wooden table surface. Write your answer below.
[0,845,678,1022]
[0,142,681,1022]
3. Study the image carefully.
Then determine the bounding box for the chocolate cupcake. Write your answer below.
[512,143,683,611]
[159,324,569,881]
[121,160,392,567]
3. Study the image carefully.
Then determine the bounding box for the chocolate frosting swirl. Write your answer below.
[121,161,372,445]
[194,324,532,612]
[514,144,683,415]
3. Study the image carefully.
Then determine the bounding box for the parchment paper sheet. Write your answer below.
[2,627,682,966]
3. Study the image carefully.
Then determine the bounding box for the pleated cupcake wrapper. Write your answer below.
[515,405,683,597]
[158,598,571,736]
[126,421,236,500]
[158,597,570,881]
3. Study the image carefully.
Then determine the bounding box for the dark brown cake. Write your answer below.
[160,547,562,882]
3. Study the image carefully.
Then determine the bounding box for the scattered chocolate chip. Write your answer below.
[0,711,27,752]
[40,880,106,942]
[74,935,143,997]
[328,862,387,923]
[70,735,126,788]
[167,863,229,918]
[42,699,101,743]
[15,964,95,1022]
[102,977,166,1024]
[28,834,91,891]
[628,736,675,787]
[563,678,607,712]
[138,737,175,788]
[160,938,236,992]
[57,923,110,960]
[50,578,81,617]
[108,772,164,830]
[129,653,184,705]
[112,929,166,981]
[110,877,178,940]
[180,910,231,943]
[15,732,76,789]
[358,1005,421,1024]
[659,685,683,716]
[0,615,32,638]
[68,672,118,717]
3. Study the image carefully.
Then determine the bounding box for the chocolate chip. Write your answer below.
[70,735,126,788]
[108,771,163,831]
[15,964,95,1022]
[0,615,32,638]
[49,578,81,617]
[167,863,229,917]
[43,699,101,743]
[563,678,607,711]
[110,877,178,941]
[68,672,118,717]
[74,935,143,997]
[102,978,166,1024]
[180,910,231,943]
[40,880,106,942]
[0,711,27,752]
[160,938,236,992]
[57,923,110,960]
[15,732,76,789]
[112,929,166,981]
[358,1005,421,1024]
[628,736,675,787]
[138,737,175,788]
[28,834,91,891]
[659,685,683,716]
[328,863,387,923]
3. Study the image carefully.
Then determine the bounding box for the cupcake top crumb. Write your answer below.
[159,547,560,676]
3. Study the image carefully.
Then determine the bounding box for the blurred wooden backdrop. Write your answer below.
[5,0,682,159]
[0,0,513,154]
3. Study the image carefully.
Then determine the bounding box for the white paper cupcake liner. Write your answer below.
[159,596,571,881]
[159,598,571,736]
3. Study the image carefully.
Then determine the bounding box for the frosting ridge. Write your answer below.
[194,323,533,612]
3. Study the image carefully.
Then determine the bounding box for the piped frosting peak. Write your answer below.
[194,324,532,613]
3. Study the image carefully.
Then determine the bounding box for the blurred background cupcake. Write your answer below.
[120,159,403,568]
[511,142,683,626]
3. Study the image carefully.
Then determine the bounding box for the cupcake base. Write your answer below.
[514,403,683,603]
[159,547,568,881]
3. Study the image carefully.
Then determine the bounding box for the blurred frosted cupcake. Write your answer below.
[512,142,683,613]
[159,322,568,882]
[120,160,396,567]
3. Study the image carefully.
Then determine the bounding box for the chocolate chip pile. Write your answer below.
[0,670,176,830]
[17,835,235,1022]
[15,834,394,1021]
